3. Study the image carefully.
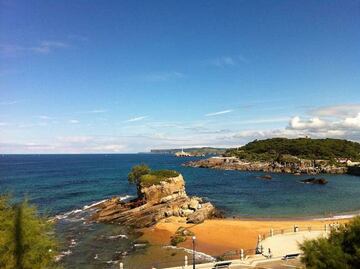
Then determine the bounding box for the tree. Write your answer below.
[0,195,58,269]
[128,164,151,195]
[300,216,360,269]
[128,164,151,185]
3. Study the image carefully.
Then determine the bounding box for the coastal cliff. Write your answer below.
[91,174,217,228]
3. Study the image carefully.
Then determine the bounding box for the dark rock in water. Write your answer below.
[301,178,328,185]
[260,174,272,180]
[91,174,217,228]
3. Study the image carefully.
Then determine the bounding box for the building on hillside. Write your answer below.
[175,149,193,157]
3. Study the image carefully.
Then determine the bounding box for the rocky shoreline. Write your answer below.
[184,156,349,175]
[91,174,219,228]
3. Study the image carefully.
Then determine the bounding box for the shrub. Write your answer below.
[300,216,360,268]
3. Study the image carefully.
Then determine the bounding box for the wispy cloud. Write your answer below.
[125,116,148,122]
[310,104,360,118]
[69,119,79,124]
[37,115,53,120]
[143,71,184,82]
[79,109,107,114]
[0,40,69,57]
[205,110,233,117]
[0,100,20,105]
[68,34,89,42]
[209,55,247,67]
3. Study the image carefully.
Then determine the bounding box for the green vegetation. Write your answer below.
[140,170,180,187]
[128,164,179,188]
[225,138,360,162]
[170,235,186,246]
[170,227,194,246]
[128,164,151,185]
[0,195,59,269]
[300,216,360,269]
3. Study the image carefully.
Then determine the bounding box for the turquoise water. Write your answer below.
[1,154,360,268]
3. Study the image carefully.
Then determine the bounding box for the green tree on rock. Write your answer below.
[128,164,151,195]
[0,195,58,269]
[300,216,360,269]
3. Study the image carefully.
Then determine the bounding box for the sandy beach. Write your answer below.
[140,217,350,257]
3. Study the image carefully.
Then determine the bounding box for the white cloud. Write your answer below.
[69,119,80,124]
[289,116,328,130]
[205,110,233,117]
[343,113,360,128]
[125,116,148,122]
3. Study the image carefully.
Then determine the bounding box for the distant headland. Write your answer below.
[185,138,360,175]
[150,147,226,156]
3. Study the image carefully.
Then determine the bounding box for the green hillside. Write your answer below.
[225,138,360,161]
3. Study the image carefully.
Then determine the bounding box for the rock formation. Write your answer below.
[185,157,348,175]
[91,174,217,228]
[301,178,328,185]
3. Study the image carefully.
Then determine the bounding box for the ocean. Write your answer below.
[1,154,360,268]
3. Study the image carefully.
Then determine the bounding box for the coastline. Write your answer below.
[140,216,352,257]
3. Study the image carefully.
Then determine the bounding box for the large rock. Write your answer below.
[91,174,217,228]
[186,202,215,224]
[140,175,187,205]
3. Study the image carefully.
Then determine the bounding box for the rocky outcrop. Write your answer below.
[185,157,349,175]
[91,174,217,228]
[301,178,328,185]
[186,202,216,224]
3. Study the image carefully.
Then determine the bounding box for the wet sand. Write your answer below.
[141,217,350,256]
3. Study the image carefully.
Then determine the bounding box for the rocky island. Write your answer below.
[91,165,217,228]
[185,138,360,175]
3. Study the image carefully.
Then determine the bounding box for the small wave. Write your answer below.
[83,199,108,210]
[52,195,134,222]
[107,234,128,240]
[163,246,215,262]
[314,213,359,221]
[82,195,134,210]
[69,239,77,247]
[53,209,84,221]
[55,249,72,262]
[119,195,134,201]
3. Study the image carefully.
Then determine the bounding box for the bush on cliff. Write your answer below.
[140,170,179,187]
[300,216,360,269]
[128,164,179,188]
[0,195,59,269]
[128,164,151,185]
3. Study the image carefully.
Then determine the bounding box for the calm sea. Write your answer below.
[1,154,360,268]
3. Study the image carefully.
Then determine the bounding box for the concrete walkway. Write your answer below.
[163,230,328,269]
[260,230,328,257]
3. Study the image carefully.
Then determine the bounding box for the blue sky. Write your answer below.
[1,0,360,153]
